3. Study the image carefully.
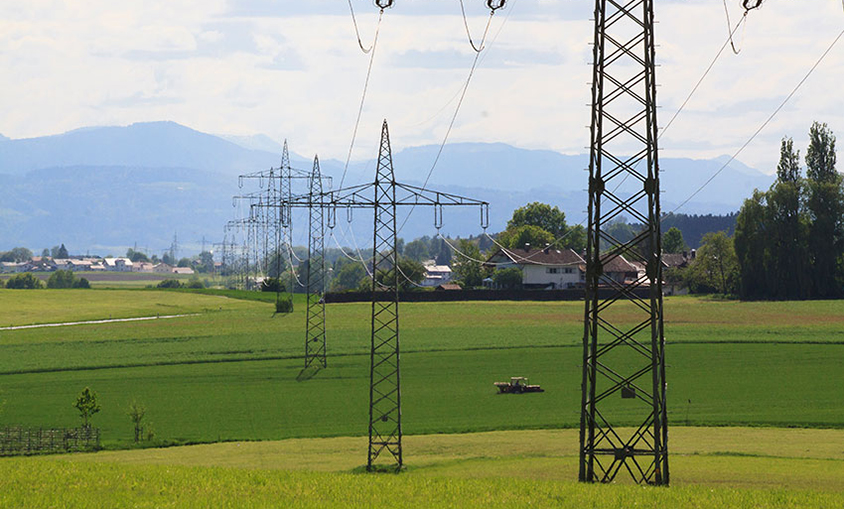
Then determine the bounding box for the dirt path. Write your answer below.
[0,314,197,331]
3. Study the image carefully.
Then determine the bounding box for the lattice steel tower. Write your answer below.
[368,120,402,470]
[304,156,327,369]
[579,0,668,485]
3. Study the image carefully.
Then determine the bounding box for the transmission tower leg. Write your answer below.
[367,120,402,471]
[304,156,327,369]
[579,0,668,485]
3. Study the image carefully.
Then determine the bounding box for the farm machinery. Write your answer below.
[494,377,544,394]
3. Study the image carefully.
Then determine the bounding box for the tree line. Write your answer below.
[676,122,841,300]
[734,122,842,300]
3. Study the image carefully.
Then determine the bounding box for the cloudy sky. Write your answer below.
[0,0,842,174]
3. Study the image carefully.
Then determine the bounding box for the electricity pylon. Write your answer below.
[580,0,668,485]
[284,120,489,471]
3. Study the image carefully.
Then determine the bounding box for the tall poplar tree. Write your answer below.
[767,137,809,299]
[805,122,843,298]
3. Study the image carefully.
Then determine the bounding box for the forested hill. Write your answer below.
[661,212,738,249]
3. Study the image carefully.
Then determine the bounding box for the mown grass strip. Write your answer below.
[0,458,839,508]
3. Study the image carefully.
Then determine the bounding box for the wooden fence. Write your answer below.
[0,426,100,456]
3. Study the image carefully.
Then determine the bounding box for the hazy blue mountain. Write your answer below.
[0,122,774,254]
[0,122,284,176]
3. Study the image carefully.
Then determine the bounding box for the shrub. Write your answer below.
[185,277,204,289]
[492,267,523,290]
[47,269,76,289]
[74,277,91,289]
[275,298,294,314]
[157,279,183,289]
[5,273,42,289]
[261,278,285,293]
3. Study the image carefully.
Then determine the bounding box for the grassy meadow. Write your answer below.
[0,288,842,506]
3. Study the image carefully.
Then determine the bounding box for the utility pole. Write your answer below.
[284,120,489,471]
[580,0,668,485]
[305,156,327,369]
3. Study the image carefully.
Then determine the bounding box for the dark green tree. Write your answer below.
[157,279,183,289]
[662,227,687,254]
[735,190,772,299]
[331,262,367,292]
[5,273,42,289]
[0,247,33,263]
[451,239,487,288]
[492,267,522,290]
[404,238,430,262]
[432,238,452,266]
[377,258,426,291]
[47,269,77,289]
[499,224,555,250]
[56,244,69,259]
[686,231,738,295]
[508,202,569,237]
[767,137,810,299]
[127,249,150,263]
[805,122,843,298]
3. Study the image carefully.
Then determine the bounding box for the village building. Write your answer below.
[103,257,134,272]
[153,263,173,274]
[421,264,453,287]
[485,245,586,289]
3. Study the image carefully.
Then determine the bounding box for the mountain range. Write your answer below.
[0,121,774,255]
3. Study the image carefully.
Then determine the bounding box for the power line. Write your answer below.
[340,9,385,190]
[459,0,486,53]
[671,24,844,214]
[348,0,375,54]
[396,11,495,235]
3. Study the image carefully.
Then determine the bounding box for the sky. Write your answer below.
[0,0,843,174]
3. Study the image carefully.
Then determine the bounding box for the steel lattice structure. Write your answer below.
[368,121,401,470]
[283,120,488,471]
[305,156,328,369]
[579,0,668,485]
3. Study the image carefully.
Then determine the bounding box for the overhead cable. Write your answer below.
[396,10,495,235]
[459,0,486,53]
[348,0,375,54]
[671,25,844,214]
[722,0,749,55]
[340,9,385,190]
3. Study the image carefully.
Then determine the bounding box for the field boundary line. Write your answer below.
[0,314,199,331]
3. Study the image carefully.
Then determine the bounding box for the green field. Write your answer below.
[0,289,842,506]
[3,428,843,507]
[0,291,842,446]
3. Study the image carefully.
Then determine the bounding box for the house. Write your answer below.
[132,262,156,273]
[485,246,586,289]
[23,257,55,272]
[0,262,25,273]
[53,259,72,271]
[153,263,173,274]
[435,283,462,291]
[103,258,134,272]
[67,259,94,271]
[172,267,195,275]
[422,264,453,287]
[587,254,640,285]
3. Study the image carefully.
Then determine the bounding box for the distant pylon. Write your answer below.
[304,155,327,369]
[367,120,402,471]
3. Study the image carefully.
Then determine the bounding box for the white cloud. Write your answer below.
[0,1,841,174]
